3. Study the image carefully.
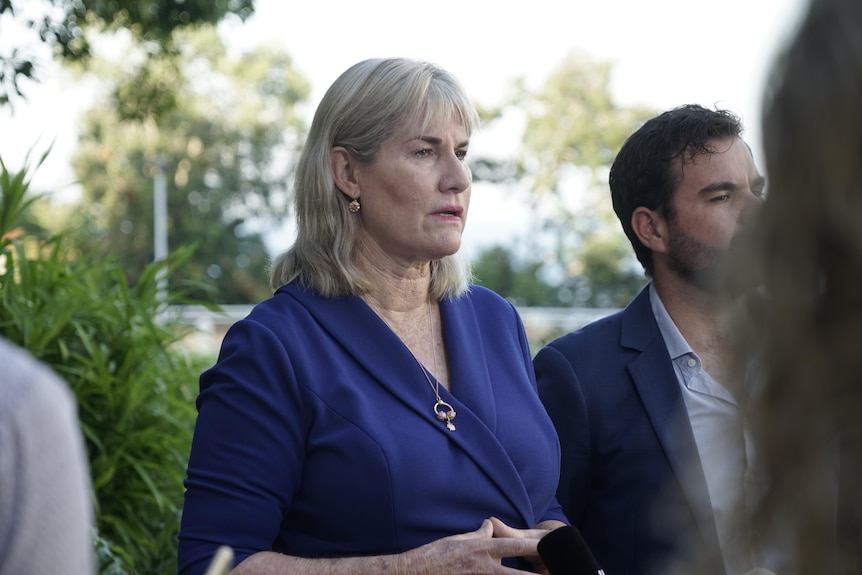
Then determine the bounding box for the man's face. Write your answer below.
[664,137,764,293]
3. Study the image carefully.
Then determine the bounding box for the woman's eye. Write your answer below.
[415,149,431,158]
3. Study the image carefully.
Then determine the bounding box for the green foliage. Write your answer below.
[493,51,656,307]
[72,0,255,42]
[518,50,654,195]
[1,152,205,574]
[66,26,310,304]
[472,244,560,307]
[0,152,43,233]
[114,56,183,122]
[0,0,255,108]
[559,227,647,308]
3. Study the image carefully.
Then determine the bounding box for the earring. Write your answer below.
[348,199,361,213]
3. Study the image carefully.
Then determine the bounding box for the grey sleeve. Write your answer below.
[0,339,95,575]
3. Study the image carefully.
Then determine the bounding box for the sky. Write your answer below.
[0,0,808,257]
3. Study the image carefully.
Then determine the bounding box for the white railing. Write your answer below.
[173,305,619,356]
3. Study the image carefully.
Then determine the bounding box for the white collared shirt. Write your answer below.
[649,285,751,575]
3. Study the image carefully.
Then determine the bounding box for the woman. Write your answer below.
[178,58,567,575]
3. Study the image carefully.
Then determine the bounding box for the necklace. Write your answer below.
[416,303,457,431]
[416,362,457,432]
[372,299,457,431]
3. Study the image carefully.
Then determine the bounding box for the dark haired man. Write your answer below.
[535,104,765,575]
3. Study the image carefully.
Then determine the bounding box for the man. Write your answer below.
[535,104,765,575]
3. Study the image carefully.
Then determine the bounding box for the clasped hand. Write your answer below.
[396,516,555,574]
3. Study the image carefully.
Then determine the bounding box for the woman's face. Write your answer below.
[351,116,472,267]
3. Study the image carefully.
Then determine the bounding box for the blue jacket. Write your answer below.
[534,286,722,575]
[178,281,565,575]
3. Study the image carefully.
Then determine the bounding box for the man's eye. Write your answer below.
[415,149,431,157]
[456,150,467,160]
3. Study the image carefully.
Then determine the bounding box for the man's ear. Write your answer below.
[330,146,360,198]
[631,206,668,254]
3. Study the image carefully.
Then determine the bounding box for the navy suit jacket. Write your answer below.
[534,286,722,575]
[178,281,566,575]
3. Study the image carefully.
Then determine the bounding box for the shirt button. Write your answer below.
[687,358,697,368]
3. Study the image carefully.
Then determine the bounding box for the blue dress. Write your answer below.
[178,281,565,575]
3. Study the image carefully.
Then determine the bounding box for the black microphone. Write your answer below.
[537,525,605,575]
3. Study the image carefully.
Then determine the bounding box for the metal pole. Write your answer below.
[153,156,168,300]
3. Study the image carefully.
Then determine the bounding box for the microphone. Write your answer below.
[537,525,605,575]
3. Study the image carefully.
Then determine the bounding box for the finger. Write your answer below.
[484,541,546,575]
[488,536,540,559]
[488,516,552,540]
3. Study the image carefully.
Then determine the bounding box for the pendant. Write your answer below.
[434,399,457,431]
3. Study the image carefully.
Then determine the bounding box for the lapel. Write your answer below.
[279,283,538,525]
[621,286,721,553]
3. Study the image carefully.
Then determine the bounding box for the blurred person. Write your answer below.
[535,104,765,575]
[729,0,862,572]
[0,336,94,575]
[177,57,567,575]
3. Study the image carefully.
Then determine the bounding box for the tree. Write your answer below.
[508,51,655,307]
[65,26,309,303]
[472,244,560,307]
[0,0,254,108]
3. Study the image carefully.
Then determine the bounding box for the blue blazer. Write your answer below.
[534,286,722,575]
[178,281,566,575]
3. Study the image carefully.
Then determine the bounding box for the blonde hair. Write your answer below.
[269,58,479,299]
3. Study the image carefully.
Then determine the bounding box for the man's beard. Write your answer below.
[666,220,732,295]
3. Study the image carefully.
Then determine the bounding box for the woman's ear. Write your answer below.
[330,146,360,198]
[631,206,668,254]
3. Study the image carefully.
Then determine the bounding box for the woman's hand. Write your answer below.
[396,518,543,574]
[487,516,566,574]
[232,518,566,575]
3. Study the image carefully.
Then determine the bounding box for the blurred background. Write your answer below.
[2,0,805,311]
[0,2,806,573]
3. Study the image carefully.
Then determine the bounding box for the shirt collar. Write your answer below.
[648,282,693,361]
